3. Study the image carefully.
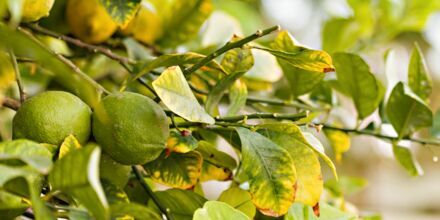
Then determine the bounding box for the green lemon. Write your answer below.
[92,92,169,165]
[21,0,55,22]
[13,91,92,145]
[100,152,131,188]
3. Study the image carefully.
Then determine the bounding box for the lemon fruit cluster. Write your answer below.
[21,0,55,22]
[13,91,91,145]
[92,92,169,165]
[66,0,117,43]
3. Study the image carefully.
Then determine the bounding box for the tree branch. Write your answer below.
[25,24,135,65]
[323,124,440,146]
[1,97,20,111]
[131,166,173,220]
[184,25,280,75]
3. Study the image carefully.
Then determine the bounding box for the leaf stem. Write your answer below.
[25,24,135,65]
[131,166,173,220]
[184,25,280,75]
[8,50,26,102]
[323,124,440,146]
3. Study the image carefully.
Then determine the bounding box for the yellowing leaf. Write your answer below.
[153,66,215,124]
[166,130,198,153]
[196,141,236,182]
[271,31,325,97]
[259,31,334,73]
[257,124,323,207]
[143,151,202,189]
[58,134,82,159]
[236,127,296,217]
[324,130,351,162]
[99,0,141,27]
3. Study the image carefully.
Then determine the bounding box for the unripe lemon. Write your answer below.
[92,92,169,165]
[21,0,55,22]
[13,91,92,145]
[121,2,162,44]
[66,0,117,43]
[99,152,131,188]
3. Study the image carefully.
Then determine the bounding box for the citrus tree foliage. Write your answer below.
[0,0,439,219]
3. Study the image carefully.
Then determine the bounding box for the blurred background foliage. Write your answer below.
[1,0,440,219]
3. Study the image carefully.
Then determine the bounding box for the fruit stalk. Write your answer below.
[8,50,26,102]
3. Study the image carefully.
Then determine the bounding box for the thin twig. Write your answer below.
[1,97,20,110]
[8,50,26,102]
[131,166,173,220]
[184,25,280,75]
[323,124,440,146]
[215,111,308,122]
[25,23,135,65]
[246,96,328,111]
[17,27,110,95]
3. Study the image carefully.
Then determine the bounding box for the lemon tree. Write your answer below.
[0,0,439,219]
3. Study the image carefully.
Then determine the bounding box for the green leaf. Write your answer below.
[392,143,423,177]
[218,187,256,218]
[152,189,207,220]
[99,0,141,26]
[134,52,225,79]
[227,80,247,116]
[0,165,55,219]
[324,130,351,162]
[408,43,432,101]
[0,139,53,173]
[110,202,161,220]
[285,202,357,220]
[257,124,323,207]
[386,82,433,139]
[0,190,29,219]
[153,66,215,124]
[271,31,325,97]
[431,110,440,138]
[302,132,338,179]
[258,31,334,73]
[143,151,202,189]
[324,176,368,197]
[193,201,250,220]
[0,25,106,108]
[58,134,82,159]
[49,146,109,220]
[158,0,213,47]
[333,52,384,119]
[166,130,199,153]
[206,44,253,115]
[236,127,296,217]
[196,141,237,182]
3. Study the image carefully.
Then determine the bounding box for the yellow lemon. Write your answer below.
[66,0,117,43]
[121,1,162,44]
[21,0,55,22]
